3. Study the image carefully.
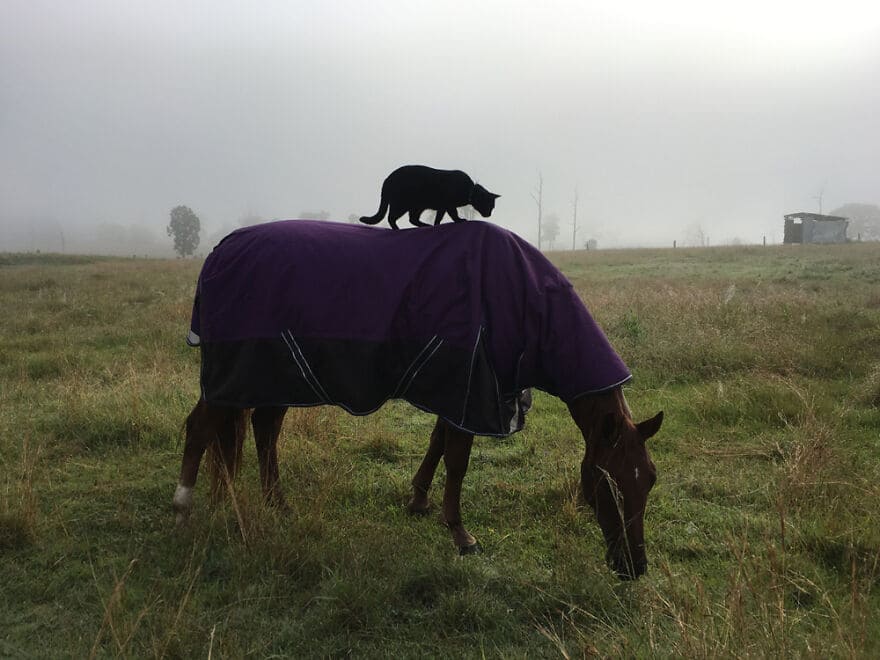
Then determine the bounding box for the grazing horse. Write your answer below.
[174,219,662,580]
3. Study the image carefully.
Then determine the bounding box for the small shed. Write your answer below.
[783,212,848,244]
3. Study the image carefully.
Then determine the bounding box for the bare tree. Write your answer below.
[531,172,544,250]
[813,182,827,215]
[571,186,579,250]
[544,213,560,250]
[685,223,707,247]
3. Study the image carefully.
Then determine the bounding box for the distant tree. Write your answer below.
[829,203,880,241]
[571,187,579,250]
[531,172,544,250]
[544,213,560,249]
[166,205,200,257]
[684,223,707,247]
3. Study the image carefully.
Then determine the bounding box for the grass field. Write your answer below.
[1,242,879,657]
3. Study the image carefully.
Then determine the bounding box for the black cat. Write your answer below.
[360,165,500,230]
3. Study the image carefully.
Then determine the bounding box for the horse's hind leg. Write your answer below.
[407,417,446,515]
[209,407,247,502]
[252,406,287,508]
[174,400,221,524]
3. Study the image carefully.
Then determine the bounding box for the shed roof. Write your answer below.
[784,212,848,223]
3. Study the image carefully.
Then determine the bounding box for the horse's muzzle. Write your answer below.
[607,548,648,580]
[614,558,648,580]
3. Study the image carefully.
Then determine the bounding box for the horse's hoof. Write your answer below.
[458,541,483,556]
[406,503,432,516]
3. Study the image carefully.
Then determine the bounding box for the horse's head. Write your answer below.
[569,393,662,580]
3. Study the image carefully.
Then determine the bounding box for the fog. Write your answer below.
[2,1,879,254]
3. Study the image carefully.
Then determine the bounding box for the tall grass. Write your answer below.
[1,244,879,656]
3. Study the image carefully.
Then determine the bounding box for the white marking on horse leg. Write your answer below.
[173,483,193,509]
[173,483,194,525]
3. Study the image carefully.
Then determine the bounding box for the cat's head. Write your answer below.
[471,185,500,217]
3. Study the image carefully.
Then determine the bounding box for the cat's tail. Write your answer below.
[359,197,388,225]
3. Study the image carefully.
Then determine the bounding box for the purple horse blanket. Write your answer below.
[188,220,630,436]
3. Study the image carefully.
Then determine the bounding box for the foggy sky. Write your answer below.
[2,1,879,254]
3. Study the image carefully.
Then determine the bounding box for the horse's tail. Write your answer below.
[207,406,249,497]
[359,195,388,225]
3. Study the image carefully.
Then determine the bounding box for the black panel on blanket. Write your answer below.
[200,334,522,436]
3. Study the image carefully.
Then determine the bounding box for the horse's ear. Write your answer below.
[636,411,663,442]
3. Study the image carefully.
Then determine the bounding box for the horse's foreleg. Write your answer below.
[174,400,216,525]
[407,418,446,515]
[252,406,287,508]
[441,424,480,554]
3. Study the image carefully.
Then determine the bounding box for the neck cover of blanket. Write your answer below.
[188,220,630,437]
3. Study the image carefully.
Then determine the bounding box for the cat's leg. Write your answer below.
[408,209,430,227]
[387,205,406,230]
[433,209,446,225]
[448,208,466,223]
